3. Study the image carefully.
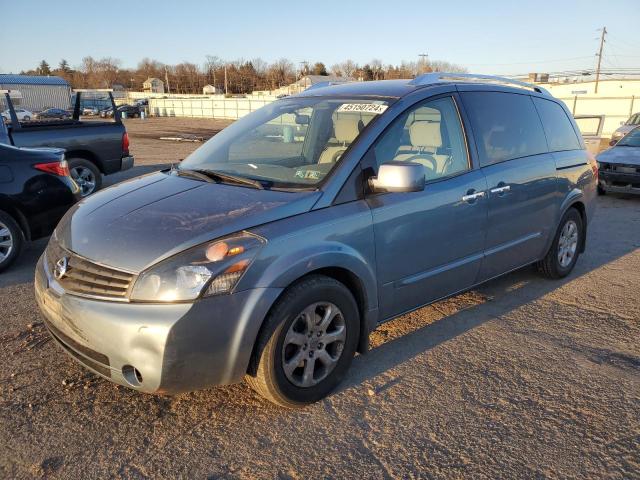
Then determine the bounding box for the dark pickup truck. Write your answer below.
[2,91,134,196]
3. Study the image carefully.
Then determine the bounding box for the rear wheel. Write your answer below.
[0,211,24,273]
[597,184,606,195]
[68,158,102,197]
[538,208,583,279]
[246,275,360,408]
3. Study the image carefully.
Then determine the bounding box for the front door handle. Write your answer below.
[490,185,511,194]
[462,190,485,202]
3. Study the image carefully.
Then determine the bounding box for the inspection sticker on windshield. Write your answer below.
[337,103,388,114]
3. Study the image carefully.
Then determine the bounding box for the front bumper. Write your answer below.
[599,170,640,195]
[35,254,281,394]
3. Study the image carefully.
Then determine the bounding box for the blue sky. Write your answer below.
[1,0,639,75]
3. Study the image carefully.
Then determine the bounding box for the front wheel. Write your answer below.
[68,158,102,197]
[246,275,360,408]
[0,211,24,273]
[538,208,583,279]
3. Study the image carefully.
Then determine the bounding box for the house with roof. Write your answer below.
[143,78,165,94]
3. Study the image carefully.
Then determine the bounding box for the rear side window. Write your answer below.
[462,92,547,166]
[533,98,581,151]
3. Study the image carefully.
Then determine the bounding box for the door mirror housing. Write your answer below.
[368,162,425,193]
[609,139,618,146]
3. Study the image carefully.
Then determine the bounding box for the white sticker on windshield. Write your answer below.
[337,103,388,114]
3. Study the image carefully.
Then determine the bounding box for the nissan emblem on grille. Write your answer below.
[54,257,69,280]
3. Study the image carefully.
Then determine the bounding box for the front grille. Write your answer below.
[46,241,135,300]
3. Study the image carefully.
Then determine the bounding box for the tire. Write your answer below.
[537,208,583,279]
[68,158,102,197]
[597,184,606,195]
[246,275,360,408]
[0,210,24,273]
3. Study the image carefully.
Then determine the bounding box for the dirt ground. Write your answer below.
[0,117,639,479]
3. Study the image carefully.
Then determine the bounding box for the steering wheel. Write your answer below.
[406,154,437,174]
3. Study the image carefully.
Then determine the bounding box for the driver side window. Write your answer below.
[372,96,469,181]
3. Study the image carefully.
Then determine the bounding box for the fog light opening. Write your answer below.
[122,365,143,387]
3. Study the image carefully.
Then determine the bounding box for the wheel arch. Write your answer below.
[0,197,30,241]
[246,264,373,377]
[65,150,104,174]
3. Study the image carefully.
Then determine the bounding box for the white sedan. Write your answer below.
[1,108,34,122]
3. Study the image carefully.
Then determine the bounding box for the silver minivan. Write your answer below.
[35,74,597,407]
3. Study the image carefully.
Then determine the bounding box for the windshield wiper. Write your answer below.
[193,168,266,190]
[173,167,216,183]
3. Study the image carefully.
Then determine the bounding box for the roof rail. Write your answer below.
[409,72,551,95]
[303,80,354,92]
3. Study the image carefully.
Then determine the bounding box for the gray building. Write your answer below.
[0,75,72,112]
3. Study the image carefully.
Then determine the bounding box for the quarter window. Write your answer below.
[371,96,469,181]
[462,92,548,166]
[533,98,581,152]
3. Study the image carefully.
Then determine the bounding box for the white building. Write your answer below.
[143,77,165,94]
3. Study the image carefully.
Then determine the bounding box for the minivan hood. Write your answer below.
[56,172,321,272]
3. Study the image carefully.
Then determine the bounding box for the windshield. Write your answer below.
[180,97,390,188]
[617,127,640,147]
[626,113,640,125]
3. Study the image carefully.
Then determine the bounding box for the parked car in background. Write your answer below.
[35,108,72,120]
[574,115,608,155]
[596,126,640,195]
[0,120,79,271]
[3,92,134,197]
[610,112,640,144]
[100,104,141,119]
[82,106,100,116]
[2,108,33,123]
[35,74,597,407]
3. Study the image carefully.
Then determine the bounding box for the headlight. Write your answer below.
[130,232,265,302]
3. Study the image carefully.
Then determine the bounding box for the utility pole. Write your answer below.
[164,65,171,94]
[224,65,228,95]
[595,26,607,94]
[418,53,429,74]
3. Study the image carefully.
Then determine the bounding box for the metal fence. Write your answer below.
[148,97,276,119]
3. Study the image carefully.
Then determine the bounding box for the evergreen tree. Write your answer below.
[58,59,71,73]
[37,60,51,75]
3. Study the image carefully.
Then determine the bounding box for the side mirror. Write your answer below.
[620,121,625,126]
[609,140,618,146]
[368,162,425,193]
[295,114,310,125]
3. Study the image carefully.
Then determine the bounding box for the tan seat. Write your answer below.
[393,121,452,178]
[318,117,362,164]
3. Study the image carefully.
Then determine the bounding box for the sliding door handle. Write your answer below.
[490,185,511,194]
[462,191,485,202]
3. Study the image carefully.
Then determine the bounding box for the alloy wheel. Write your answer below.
[558,220,579,268]
[0,221,14,263]
[70,166,97,196]
[281,302,347,388]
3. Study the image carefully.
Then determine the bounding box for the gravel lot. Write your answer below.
[1,118,639,479]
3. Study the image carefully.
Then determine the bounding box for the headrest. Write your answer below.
[334,116,361,143]
[409,121,442,148]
